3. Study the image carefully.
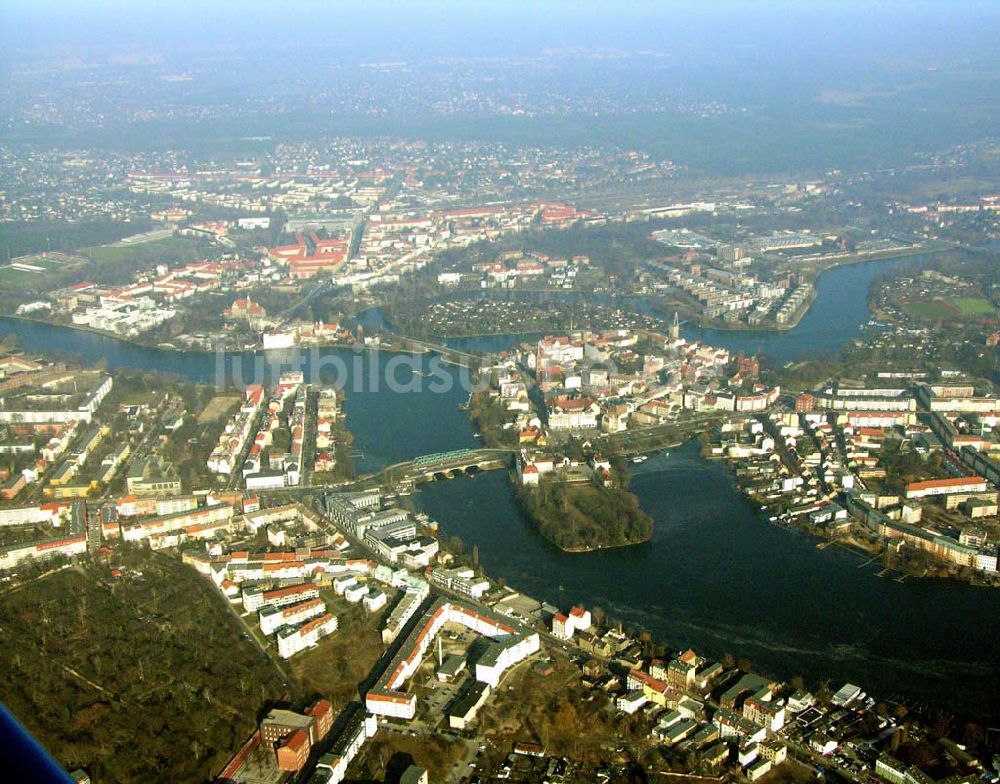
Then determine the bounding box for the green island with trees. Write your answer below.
[469,377,654,552]
[515,471,654,552]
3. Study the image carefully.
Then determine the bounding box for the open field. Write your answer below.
[951,296,996,316]
[285,588,392,708]
[0,552,284,783]
[901,300,958,320]
[902,296,996,320]
[0,254,79,287]
[82,236,191,264]
[198,394,241,424]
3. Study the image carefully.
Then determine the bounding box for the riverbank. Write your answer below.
[0,313,480,367]
[0,312,213,353]
[555,536,653,554]
[349,249,957,366]
[692,245,952,334]
[3,263,999,718]
[706,414,1000,591]
[415,447,1000,721]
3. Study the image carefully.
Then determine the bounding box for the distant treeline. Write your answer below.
[0,219,153,259]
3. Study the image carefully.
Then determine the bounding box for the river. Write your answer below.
[0,319,474,475]
[1,250,997,718]
[416,444,1000,719]
[367,252,944,364]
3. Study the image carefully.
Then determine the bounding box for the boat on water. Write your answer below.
[630,455,648,464]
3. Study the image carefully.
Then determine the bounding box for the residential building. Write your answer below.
[126,455,181,496]
[276,613,338,659]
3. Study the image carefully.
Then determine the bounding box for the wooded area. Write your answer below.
[517,478,653,552]
[0,552,284,783]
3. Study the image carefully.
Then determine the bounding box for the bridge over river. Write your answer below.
[392,336,482,368]
[257,447,515,499]
[365,447,514,485]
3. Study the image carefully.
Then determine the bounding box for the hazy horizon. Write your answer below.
[1,1,997,174]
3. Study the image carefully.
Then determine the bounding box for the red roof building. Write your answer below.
[276,729,310,772]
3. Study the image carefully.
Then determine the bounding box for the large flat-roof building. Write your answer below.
[366,598,539,720]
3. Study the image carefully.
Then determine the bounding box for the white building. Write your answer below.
[367,599,538,720]
[120,503,234,543]
[830,683,862,707]
[276,613,338,659]
[475,633,540,688]
[263,332,296,350]
[738,742,759,766]
[747,758,772,781]
[617,690,647,714]
[314,710,378,784]
[246,471,287,491]
[0,504,66,528]
[551,613,571,639]
[759,741,787,765]
[243,582,319,613]
[259,597,326,636]
[363,587,388,613]
[428,566,490,599]
[551,605,591,639]
[344,582,368,603]
[333,575,358,595]
[237,216,271,230]
[0,534,87,571]
[975,551,998,573]
[548,401,600,431]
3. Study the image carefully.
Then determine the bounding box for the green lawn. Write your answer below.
[0,255,64,287]
[902,297,996,321]
[951,297,996,316]
[81,236,190,264]
[902,300,957,320]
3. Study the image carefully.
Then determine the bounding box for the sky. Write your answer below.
[0,0,996,176]
[1,1,998,60]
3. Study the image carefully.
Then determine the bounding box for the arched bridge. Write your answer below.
[394,336,483,368]
[368,447,514,484]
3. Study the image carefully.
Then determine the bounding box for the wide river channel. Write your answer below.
[1,252,997,718]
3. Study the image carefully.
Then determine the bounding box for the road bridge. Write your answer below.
[370,447,515,484]
[392,336,483,368]
[254,447,515,499]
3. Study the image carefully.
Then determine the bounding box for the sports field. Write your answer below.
[951,296,996,316]
[82,236,188,264]
[902,296,996,320]
[0,255,73,287]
